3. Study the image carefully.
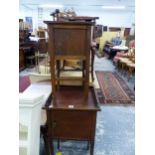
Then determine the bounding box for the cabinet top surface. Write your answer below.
[49,86,100,111]
[44,21,94,26]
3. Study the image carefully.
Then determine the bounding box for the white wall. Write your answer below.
[19,5,33,21]
[76,9,135,28]
[19,7,135,30]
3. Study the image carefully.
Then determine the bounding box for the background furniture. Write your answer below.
[20,41,38,68]
[19,27,39,69]
[35,38,49,73]
[126,63,135,81]
[125,35,135,47]
[99,31,118,52]
[113,40,135,64]
[108,27,131,37]
[19,29,29,43]
[37,30,45,38]
[115,47,135,81]
[19,48,25,71]
[103,35,123,59]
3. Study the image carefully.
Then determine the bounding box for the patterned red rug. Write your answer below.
[95,71,135,104]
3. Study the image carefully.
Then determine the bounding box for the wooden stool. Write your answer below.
[126,63,135,81]
[119,58,132,76]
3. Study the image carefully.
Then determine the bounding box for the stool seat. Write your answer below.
[120,60,133,65]
[126,63,135,67]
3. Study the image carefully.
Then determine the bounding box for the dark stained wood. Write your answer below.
[37,30,45,38]
[19,48,25,70]
[44,21,95,25]
[109,27,131,37]
[50,9,98,22]
[50,86,100,109]
[58,16,99,22]
[109,27,121,32]
[19,43,37,67]
[38,38,48,54]
[48,110,96,139]
[45,87,101,155]
[44,21,93,101]
[44,20,100,155]
[124,28,131,37]
[19,29,29,43]
[90,46,95,81]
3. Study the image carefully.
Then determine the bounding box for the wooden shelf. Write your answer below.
[49,86,101,110]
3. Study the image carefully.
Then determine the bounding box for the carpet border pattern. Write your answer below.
[95,71,135,104]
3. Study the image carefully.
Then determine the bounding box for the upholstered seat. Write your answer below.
[113,52,128,64]
[113,40,135,64]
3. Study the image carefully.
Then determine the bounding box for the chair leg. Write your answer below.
[128,67,134,81]
[36,56,40,73]
[117,61,121,72]
[122,63,127,76]
[47,137,54,155]
[91,48,95,82]
[57,139,60,149]
[91,67,94,82]
[56,60,60,90]
[41,125,49,155]
[90,140,94,155]
[86,141,90,150]
[121,63,124,75]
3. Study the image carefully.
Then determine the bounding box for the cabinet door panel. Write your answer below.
[48,110,96,140]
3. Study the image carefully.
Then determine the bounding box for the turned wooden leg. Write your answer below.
[56,60,60,90]
[117,61,121,72]
[46,137,51,155]
[122,63,127,76]
[121,63,124,75]
[128,67,131,81]
[47,137,54,155]
[41,125,48,155]
[128,67,134,81]
[86,141,90,150]
[91,48,95,82]
[90,140,94,155]
[57,139,60,149]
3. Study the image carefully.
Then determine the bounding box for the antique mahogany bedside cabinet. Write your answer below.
[44,20,101,155]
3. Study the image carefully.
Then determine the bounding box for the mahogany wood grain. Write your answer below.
[44,20,100,155]
[45,87,100,155]
[44,21,93,101]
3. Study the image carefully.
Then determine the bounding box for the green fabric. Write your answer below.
[125,35,135,46]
